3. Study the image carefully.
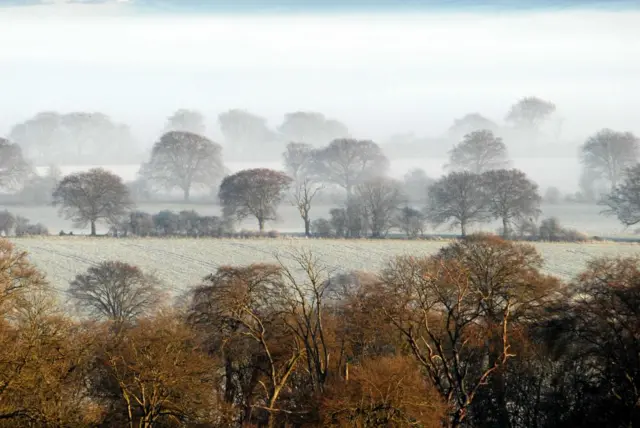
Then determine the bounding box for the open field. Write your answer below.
[10,237,640,294]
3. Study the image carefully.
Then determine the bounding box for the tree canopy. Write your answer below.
[312,138,389,197]
[447,130,509,174]
[218,168,292,232]
[52,168,132,235]
[141,131,224,201]
[0,138,31,191]
[580,128,639,190]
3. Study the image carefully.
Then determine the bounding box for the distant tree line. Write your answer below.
[2,96,640,236]
[2,234,640,427]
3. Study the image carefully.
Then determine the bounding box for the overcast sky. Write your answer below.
[0,0,638,144]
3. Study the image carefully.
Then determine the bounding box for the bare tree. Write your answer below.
[312,138,389,199]
[355,177,405,238]
[283,142,314,179]
[448,113,499,139]
[278,111,349,145]
[275,250,335,394]
[9,111,137,164]
[481,169,541,237]
[190,264,303,428]
[164,108,206,135]
[505,96,556,130]
[447,130,509,174]
[219,168,292,232]
[68,261,162,325]
[283,142,323,237]
[564,256,640,428]
[141,131,224,201]
[0,138,30,190]
[580,128,639,190]
[426,171,488,236]
[403,168,434,205]
[52,168,132,236]
[602,164,640,226]
[381,235,559,428]
[218,109,276,156]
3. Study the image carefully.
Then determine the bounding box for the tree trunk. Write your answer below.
[266,386,284,428]
[258,217,265,233]
[502,217,509,238]
[460,220,466,237]
[304,216,311,237]
[183,187,190,202]
[90,220,96,236]
[449,408,465,428]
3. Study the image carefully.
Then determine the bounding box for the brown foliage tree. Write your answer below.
[190,264,303,427]
[321,356,446,427]
[0,239,47,316]
[100,312,225,428]
[380,235,559,427]
[218,168,292,232]
[0,251,99,426]
[52,168,133,235]
[141,131,224,201]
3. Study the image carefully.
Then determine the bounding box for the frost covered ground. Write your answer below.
[10,237,640,293]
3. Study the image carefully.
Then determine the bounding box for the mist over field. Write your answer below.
[0,0,639,235]
[3,5,640,426]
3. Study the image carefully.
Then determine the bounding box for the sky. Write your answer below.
[0,0,638,145]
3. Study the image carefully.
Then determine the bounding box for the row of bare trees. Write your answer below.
[4,118,640,235]
[3,96,555,168]
[2,235,640,427]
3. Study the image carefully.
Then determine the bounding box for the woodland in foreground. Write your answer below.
[1,234,639,427]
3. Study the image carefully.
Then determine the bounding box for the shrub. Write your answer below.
[395,206,425,238]
[0,210,15,236]
[538,217,587,242]
[312,218,333,238]
[544,186,562,204]
[15,216,48,236]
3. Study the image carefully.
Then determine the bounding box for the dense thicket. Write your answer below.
[1,235,639,427]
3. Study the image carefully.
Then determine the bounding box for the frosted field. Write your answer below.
[10,237,640,293]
